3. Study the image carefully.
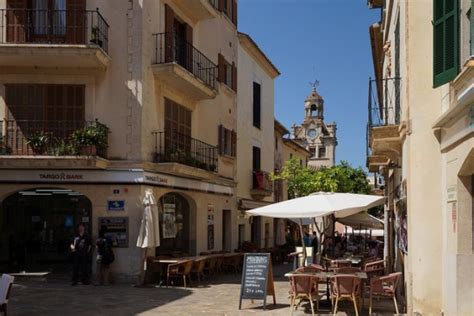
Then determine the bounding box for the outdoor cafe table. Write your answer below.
[284,270,368,309]
[284,270,368,280]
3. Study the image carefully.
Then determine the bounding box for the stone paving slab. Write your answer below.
[7,264,404,316]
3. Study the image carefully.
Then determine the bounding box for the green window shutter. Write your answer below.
[433,0,459,88]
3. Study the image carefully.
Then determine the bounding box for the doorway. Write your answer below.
[222,209,231,251]
[0,188,92,273]
[157,193,191,256]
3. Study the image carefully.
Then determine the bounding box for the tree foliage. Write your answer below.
[272,158,371,198]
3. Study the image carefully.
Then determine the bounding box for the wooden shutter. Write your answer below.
[252,146,261,171]
[232,62,237,91]
[218,0,225,12]
[218,54,225,83]
[185,23,193,71]
[66,0,86,44]
[232,0,237,26]
[164,4,175,63]
[433,0,459,87]
[231,130,236,157]
[6,0,27,43]
[218,124,225,155]
[253,82,261,128]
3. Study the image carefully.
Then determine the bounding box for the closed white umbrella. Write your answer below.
[137,189,160,248]
[136,189,160,286]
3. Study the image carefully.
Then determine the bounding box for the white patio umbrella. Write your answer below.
[337,212,384,230]
[247,192,385,219]
[247,192,385,266]
[136,189,160,285]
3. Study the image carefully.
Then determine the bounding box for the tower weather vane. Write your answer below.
[308,79,320,91]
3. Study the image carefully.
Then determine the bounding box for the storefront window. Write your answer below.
[157,193,190,255]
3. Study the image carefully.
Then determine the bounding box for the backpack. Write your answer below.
[102,238,115,265]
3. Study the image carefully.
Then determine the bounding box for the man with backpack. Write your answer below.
[95,226,115,286]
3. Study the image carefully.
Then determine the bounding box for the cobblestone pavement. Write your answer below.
[8,264,403,316]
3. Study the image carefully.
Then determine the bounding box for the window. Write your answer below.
[253,82,261,128]
[289,153,293,159]
[319,146,326,158]
[433,0,459,87]
[164,98,192,154]
[218,125,236,157]
[309,147,316,157]
[252,146,261,171]
[218,54,237,91]
[6,84,85,123]
[300,159,303,167]
[219,0,237,26]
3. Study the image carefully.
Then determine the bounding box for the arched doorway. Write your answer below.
[157,193,191,255]
[0,188,92,272]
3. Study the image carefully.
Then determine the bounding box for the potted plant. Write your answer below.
[25,132,50,155]
[90,26,103,47]
[71,120,108,156]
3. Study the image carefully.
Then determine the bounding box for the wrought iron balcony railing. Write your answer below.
[366,77,402,158]
[252,170,273,192]
[368,77,401,128]
[152,131,218,172]
[0,120,108,158]
[152,32,217,89]
[0,8,109,53]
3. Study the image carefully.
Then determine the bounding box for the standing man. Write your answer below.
[70,223,92,286]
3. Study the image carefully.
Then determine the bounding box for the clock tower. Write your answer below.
[292,85,337,168]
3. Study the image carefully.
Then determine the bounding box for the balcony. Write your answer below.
[152,131,218,176]
[0,119,109,169]
[367,77,403,172]
[171,0,219,23]
[0,9,110,69]
[250,170,273,200]
[152,32,217,100]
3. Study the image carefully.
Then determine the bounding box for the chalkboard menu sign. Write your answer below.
[239,253,276,310]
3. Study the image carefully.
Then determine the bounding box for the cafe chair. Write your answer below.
[369,272,402,315]
[0,274,14,316]
[330,274,361,316]
[289,275,320,316]
[215,255,225,274]
[363,259,385,281]
[203,256,218,276]
[223,254,240,273]
[166,260,193,288]
[191,257,207,283]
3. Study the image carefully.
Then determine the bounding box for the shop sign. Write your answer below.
[447,185,457,202]
[108,200,125,211]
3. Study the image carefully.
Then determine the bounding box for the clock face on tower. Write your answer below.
[307,128,318,139]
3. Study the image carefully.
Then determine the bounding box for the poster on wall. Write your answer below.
[207,204,215,225]
[208,224,214,250]
[98,217,129,248]
[395,200,408,255]
[162,203,177,239]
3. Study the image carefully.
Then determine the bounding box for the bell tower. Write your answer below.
[291,81,337,168]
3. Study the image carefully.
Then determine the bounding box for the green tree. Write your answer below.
[272,158,373,259]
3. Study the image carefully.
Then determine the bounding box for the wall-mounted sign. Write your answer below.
[108,200,125,211]
[99,217,129,248]
[112,189,120,195]
[447,185,457,202]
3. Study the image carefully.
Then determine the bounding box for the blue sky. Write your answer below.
[238,0,380,169]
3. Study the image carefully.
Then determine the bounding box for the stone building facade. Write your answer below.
[291,87,337,169]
